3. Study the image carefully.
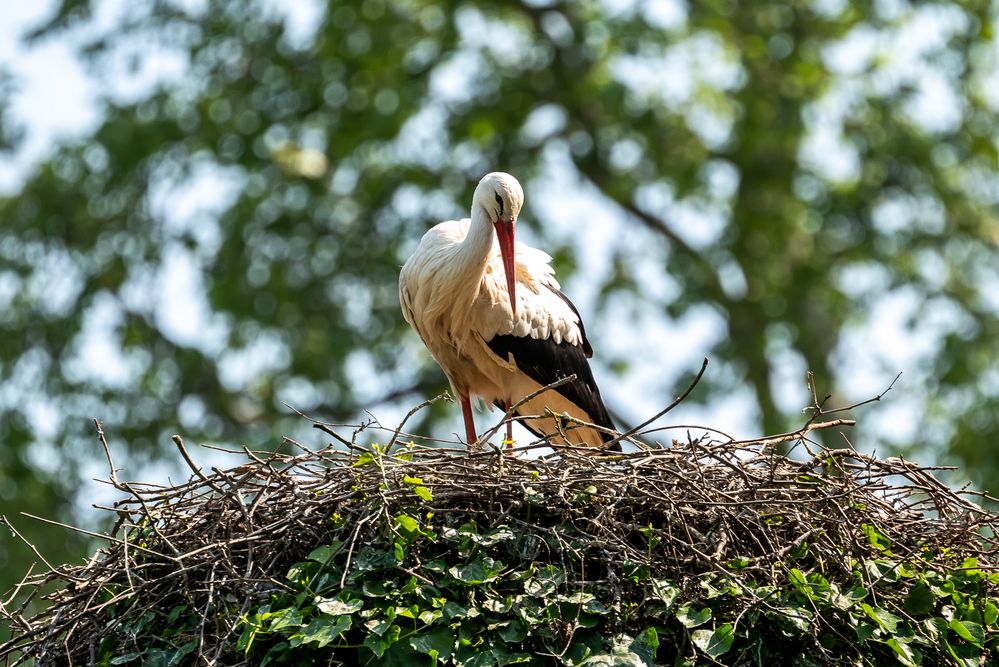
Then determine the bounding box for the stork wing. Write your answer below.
[486,284,615,443]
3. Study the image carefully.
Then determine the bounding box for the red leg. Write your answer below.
[459,393,477,445]
[504,399,514,448]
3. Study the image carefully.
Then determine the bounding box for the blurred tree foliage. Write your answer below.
[2,0,998,598]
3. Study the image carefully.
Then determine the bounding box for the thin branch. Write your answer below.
[0,516,56,572]
[733,419,857,449]
[172,434,210,483]
[94,419,123,490]
[386,392,449,453]
[602,357,709,450]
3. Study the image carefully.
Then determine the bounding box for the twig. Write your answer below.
[94,419,124,490]
[173,434,210,483]
[733,419,857,449]
[19,513,174,560]
[0,516,56,572]
[602,357,709,450]
[386,392,449,453]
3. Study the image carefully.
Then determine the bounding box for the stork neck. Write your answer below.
[458,206,496,277]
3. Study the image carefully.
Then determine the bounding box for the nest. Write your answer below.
[1,389,998,665]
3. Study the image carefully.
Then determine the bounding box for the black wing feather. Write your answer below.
[546,286,594,357]
[486,287,616,448]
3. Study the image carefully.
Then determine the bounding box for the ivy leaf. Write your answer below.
[267,607,302,631]
[308,541,342,563]
[403,476,434,502]
[363,624,401,658]
[885,638,920,667]
[691,624,734,659]
[832,583,867,610]
[296,615,351,648]
[650,579,680,607]
[904,583,935,616]
[353,452,376,467]
[166,605,187,625]
[861,603,900,633]
[983,601,998,626]
[449,556,503,584]
[629,627,659,664]
[394,513,420,534]
[410,626,455,662]
[864,560,900,583]
[948,619,984,647]
[315,597,363,616]
[854,622,877,644]
[498,619,528,643]
[675,605,712,628]
[861,524,892,552]
[479,527,516,546]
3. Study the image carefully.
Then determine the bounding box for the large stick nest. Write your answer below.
[1,395,998,665]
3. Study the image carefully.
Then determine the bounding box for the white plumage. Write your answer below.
[399,172,615,449]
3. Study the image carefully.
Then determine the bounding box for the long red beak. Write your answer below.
[494,219,517,317]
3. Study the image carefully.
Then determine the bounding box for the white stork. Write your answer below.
[399,172,617,450]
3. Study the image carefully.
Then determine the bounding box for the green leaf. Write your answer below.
[523,565,564,596]
[479,527,516,546]
[296,615,351,648]
[166,605,187,625]
[442,601,469,620]
[861,524,892,552]
[904,583,935,616]
[629,627,659,664]
[394,513,420,534]
[727,556,751,570]
[315,597,363,616]
[402,475,434,501]
[948,619,984,647]
[692,624,734,659]
[983,601,998,626]
[864,559,900,583]
[449,556,503,584]
[410,626,455,662]
[885,638,920,667]
[788,568,828,600]
[498,619,528,643]
[268,607,303,631]
[855,622,877,644]
[363,624,401,658]
[167,640,198,667]
[832,584,868,610]
[772,605,813,634]
[675,605,712,628]
[353,452,376,467]
[308,541,342,563]
[861,603,900,633]
[650,579,680,607]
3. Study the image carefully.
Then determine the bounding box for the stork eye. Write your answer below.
[494,192,504,216]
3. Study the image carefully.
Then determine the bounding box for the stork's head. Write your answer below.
[473,172,523,316]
